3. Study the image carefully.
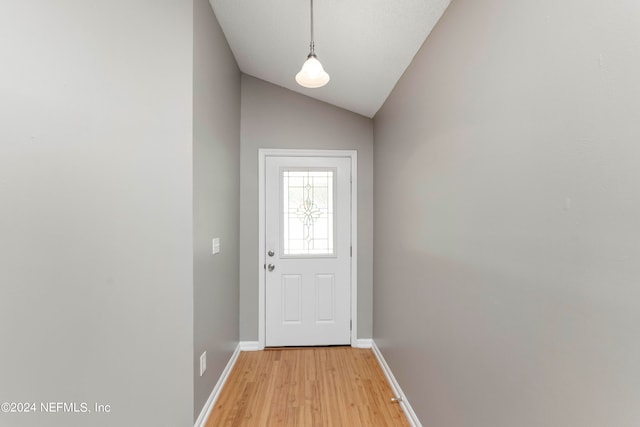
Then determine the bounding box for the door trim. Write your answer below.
[258,149,358,349]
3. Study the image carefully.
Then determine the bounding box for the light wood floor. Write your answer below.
[206,346,411,427]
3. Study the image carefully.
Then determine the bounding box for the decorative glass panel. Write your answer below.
[282,169,335,256]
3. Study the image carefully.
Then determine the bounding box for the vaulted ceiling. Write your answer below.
[209,0,451,118]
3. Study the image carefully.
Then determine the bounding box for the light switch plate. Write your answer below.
[212,238,220,255]
[200,351,207,376]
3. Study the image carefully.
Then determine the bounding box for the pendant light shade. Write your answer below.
[296,0,330,88]
[296,54,330,88]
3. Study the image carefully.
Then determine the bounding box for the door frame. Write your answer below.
[258,149,358,349]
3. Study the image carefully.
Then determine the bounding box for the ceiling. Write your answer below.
[209,0,451,118]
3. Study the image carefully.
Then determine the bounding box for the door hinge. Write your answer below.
[350,320,352,331]
[350,246,352,257]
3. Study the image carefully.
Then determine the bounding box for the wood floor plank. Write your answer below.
[206,347,410,427]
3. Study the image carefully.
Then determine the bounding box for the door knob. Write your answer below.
[267,264,275,272]
[267,250,275,257]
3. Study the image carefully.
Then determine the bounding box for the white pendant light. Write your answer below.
[296,0,330,88]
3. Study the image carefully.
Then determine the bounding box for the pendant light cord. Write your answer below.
[309,0,315,56]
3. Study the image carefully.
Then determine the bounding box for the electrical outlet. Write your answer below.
[212,238,220,255]
[200,351,207,376]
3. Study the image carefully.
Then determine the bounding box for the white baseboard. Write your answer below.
[194,343,242,427]
[371,340,422,427]
[354,338,373,348]
[239,341,262,351]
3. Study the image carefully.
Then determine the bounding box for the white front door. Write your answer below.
[265,155,352,346]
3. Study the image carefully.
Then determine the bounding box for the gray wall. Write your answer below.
[240,75,374,340]
[373,0,640,426]
[0,1,194,426]
[193,0,240,421]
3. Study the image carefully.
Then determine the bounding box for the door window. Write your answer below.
[281,168,336,257]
